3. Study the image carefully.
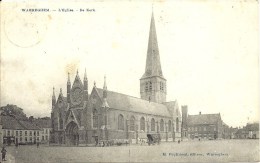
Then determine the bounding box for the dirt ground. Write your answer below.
[2,139,259,163]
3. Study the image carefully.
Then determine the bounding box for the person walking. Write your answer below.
[1,147,7,161]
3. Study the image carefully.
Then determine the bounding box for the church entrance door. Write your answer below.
[66,121,79,146]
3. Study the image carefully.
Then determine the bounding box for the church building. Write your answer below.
[50,12,182,145]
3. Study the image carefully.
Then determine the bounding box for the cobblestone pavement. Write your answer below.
[2,139,259,163]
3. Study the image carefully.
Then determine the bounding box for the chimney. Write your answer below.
[199,111,201,115]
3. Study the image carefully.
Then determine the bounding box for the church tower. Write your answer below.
[140,11,166,103]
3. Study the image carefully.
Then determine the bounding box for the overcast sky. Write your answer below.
[1,0,259,128]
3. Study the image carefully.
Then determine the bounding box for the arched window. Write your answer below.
[140,117,145,131]
[160,82,164,91]
[93,109,98,128]
[160,119,164,132]
[168,120,172,132]
[60,119,63,129]
[59,113,63,129]
[151,118,155,131]
[130,116,135,131]
[176,118,179,132]
[145,82,148,92]
[118,114,124,130]
[149,81,152,91]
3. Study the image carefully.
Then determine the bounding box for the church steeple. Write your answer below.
[102,75,109,108]
[141,11,164,79]
[67,72,71,104]
[140,10,167,103]
[103,75,107,98]
[52,87,56,108]
[83,68,88,101]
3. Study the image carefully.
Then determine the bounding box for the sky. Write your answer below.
[1,0,259,128]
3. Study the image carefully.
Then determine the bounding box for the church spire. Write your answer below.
[140,11,167,103]
[67,72,71,84]
[52,87,56,99]
[103,75,107,98]
[52,87,56,106]
[84,68,87,81]
[59,88,63,95]
[67,72,71,104]
[102,75,109,108]
[141,10,163,79]
[83,68,88,101]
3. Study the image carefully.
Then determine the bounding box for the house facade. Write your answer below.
[1,115,43,145]
[182,109,223,140]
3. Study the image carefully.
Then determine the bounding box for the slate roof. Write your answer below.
[245,123,259,131]
[1,115,40,130]
[19,120,40,130]
[1,115,24,130]
[141,12,164,79]
[163,101,178,116]
[96,88,171,117]
[187,114,221,125]
[34,118,52,128]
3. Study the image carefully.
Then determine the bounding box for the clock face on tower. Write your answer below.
[71,87,83,105]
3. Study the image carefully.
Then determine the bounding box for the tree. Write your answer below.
[0,104,28,120]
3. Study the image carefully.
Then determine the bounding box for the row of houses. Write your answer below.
[234,123,259,139]
[0,108,258,146]
[0,114,51,145]
[181,106,226,140]
[181,106,259,140]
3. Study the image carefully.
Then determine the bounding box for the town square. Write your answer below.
[2,139,259,162]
